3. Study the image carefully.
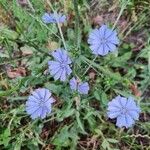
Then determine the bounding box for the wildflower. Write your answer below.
[69,77,89,94]
[42,12,66,24]
[88,24,119,56]
[48,49,72,81]
[26,88,55,119]
[107,95,141,128]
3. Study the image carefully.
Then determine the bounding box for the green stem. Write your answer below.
[46,0,67,50]
[73,0,80,49]
[81,56,128,82]
[57,23,67,50]
[82,56,97,77]
[113,0,129,30]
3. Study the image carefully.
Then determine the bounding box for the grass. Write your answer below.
[0,0,150,150]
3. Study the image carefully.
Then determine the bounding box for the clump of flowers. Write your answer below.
[26,88,55,119]
[48,48,72,81]
[88,24,119,56]
[69,77,89,94]
[42,12,66,24]
[107,95,141,128]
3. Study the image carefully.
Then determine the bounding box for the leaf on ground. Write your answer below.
[130,83,142,97]
[0,26,18,40]
[46,40,59,51]
[6,67,26,79]
[93,15,103,25]
[20,45,34,56]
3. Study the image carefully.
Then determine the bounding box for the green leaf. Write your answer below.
[53,126,71,147]
[0,26,19,40]
[110,52,132,67]
[0,128,11,147]
[94,90,108,106]
[75,111,86,133]
[106,138,118,143]
[45,83,63,95]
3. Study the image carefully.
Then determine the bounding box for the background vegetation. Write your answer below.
[0,0,150,149]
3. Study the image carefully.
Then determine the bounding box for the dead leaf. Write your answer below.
[131,9,138,22]
[17,0,28,6]
[108,0,119,12]
[7,67,26,79]
[93,15,103,25]
[130,83,142,97]
[46,40,59,51]
[20,45,34,56]
[88,69,96,80]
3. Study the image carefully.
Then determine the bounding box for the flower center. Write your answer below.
[121,107,128,114]
[60,62,66,68]
[39,100,45,107]
[100,38,107,44]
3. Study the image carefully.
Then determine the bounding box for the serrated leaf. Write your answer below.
[111,52,132,67]
[75,111,86,134]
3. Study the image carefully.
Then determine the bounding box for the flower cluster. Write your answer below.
[25,11,141,129]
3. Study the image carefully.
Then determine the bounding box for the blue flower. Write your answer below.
[42,12,66,24]
[26,88,55,119]
[69,77,89,94]
[107,96,141,128]
[88,24,119,56]
[48,49,72,81]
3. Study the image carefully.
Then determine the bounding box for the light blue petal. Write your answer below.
[44,89,52,101]
[59,15,66,23]
[28,96,39,103]
[116,115,126,128]
[31,91,40,99]
[54,69,62,80]
[108,96,122,108]
[108,34,119,45]
[78,82,89,94]
[116,114,134,128]
[107,43,117,52]
[60,69,67,81]
[40,108,47,119]
[90,44,99,54]
[37,88,46,99]
[89,29,100,40]
[107,111,120,119]
[128,110,139,120]
[107,105,121,112]
[48,61,60,70]
[101,44,109,56]
[42,13,54,24]
[49,97,55,104]
[26,105,39,115]
[52,50,63,62]
[96,44,105,55]
[119,97,128,107]
[126,97,141,112]
[31,107,42,119]
[26,100,39,107]
[66,65,72,75]
[125,114,135,128]
[105,28,113,39]
[50,67,61,77]
[70,77,77,91]
[99,25,107,37]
